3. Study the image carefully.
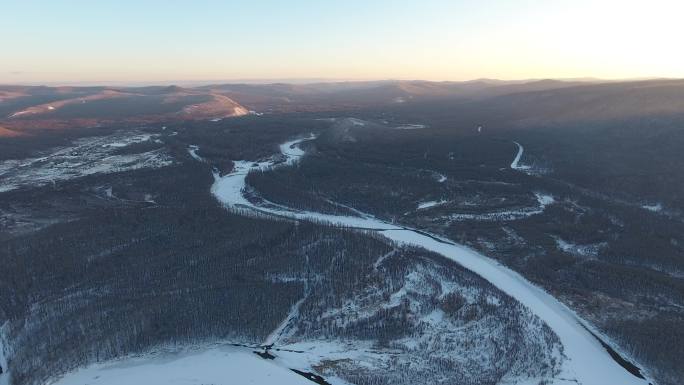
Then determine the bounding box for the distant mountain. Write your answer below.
[354,79,684,131]
[0,126,21,137]
[0,85,247,135]
[200,79,590,112]
[485,79,684,127]
[2,78,683,136]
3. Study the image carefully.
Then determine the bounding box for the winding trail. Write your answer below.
[208,137,651,385]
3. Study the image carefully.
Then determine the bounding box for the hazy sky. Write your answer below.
[2,0,683,84]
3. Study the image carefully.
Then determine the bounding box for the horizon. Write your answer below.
[2,75,680,88]
[4,0,684,84]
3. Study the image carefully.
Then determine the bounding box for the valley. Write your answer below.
[1,79,683,385]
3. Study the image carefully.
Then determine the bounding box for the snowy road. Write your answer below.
[209,136,651,385]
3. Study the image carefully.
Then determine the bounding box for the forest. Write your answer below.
[1,91,683,385]
[247,116,684,385]
[1,117,563,385]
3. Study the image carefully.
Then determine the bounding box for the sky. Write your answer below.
[2,0,684,85]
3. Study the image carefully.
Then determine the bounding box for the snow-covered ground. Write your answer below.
[510,141,552,175]
[0,132,171,193]
[50,345,315,385]
[554,237,606,259]
[207,136,650,385]
[417,200,447,210]
[187,145,205,162]
[446,192,555,222]
[348,118,367,126]
[511,141,531,171]
[642,203,663,212]
[393,123,426,130]
[0,322,9,385]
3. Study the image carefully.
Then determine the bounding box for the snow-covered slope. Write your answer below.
[50,346,314,385]
[0,131,171,193]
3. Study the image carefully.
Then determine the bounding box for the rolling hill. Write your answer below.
[0,85,248,135]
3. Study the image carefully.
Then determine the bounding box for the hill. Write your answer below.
[0,86,248,135]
